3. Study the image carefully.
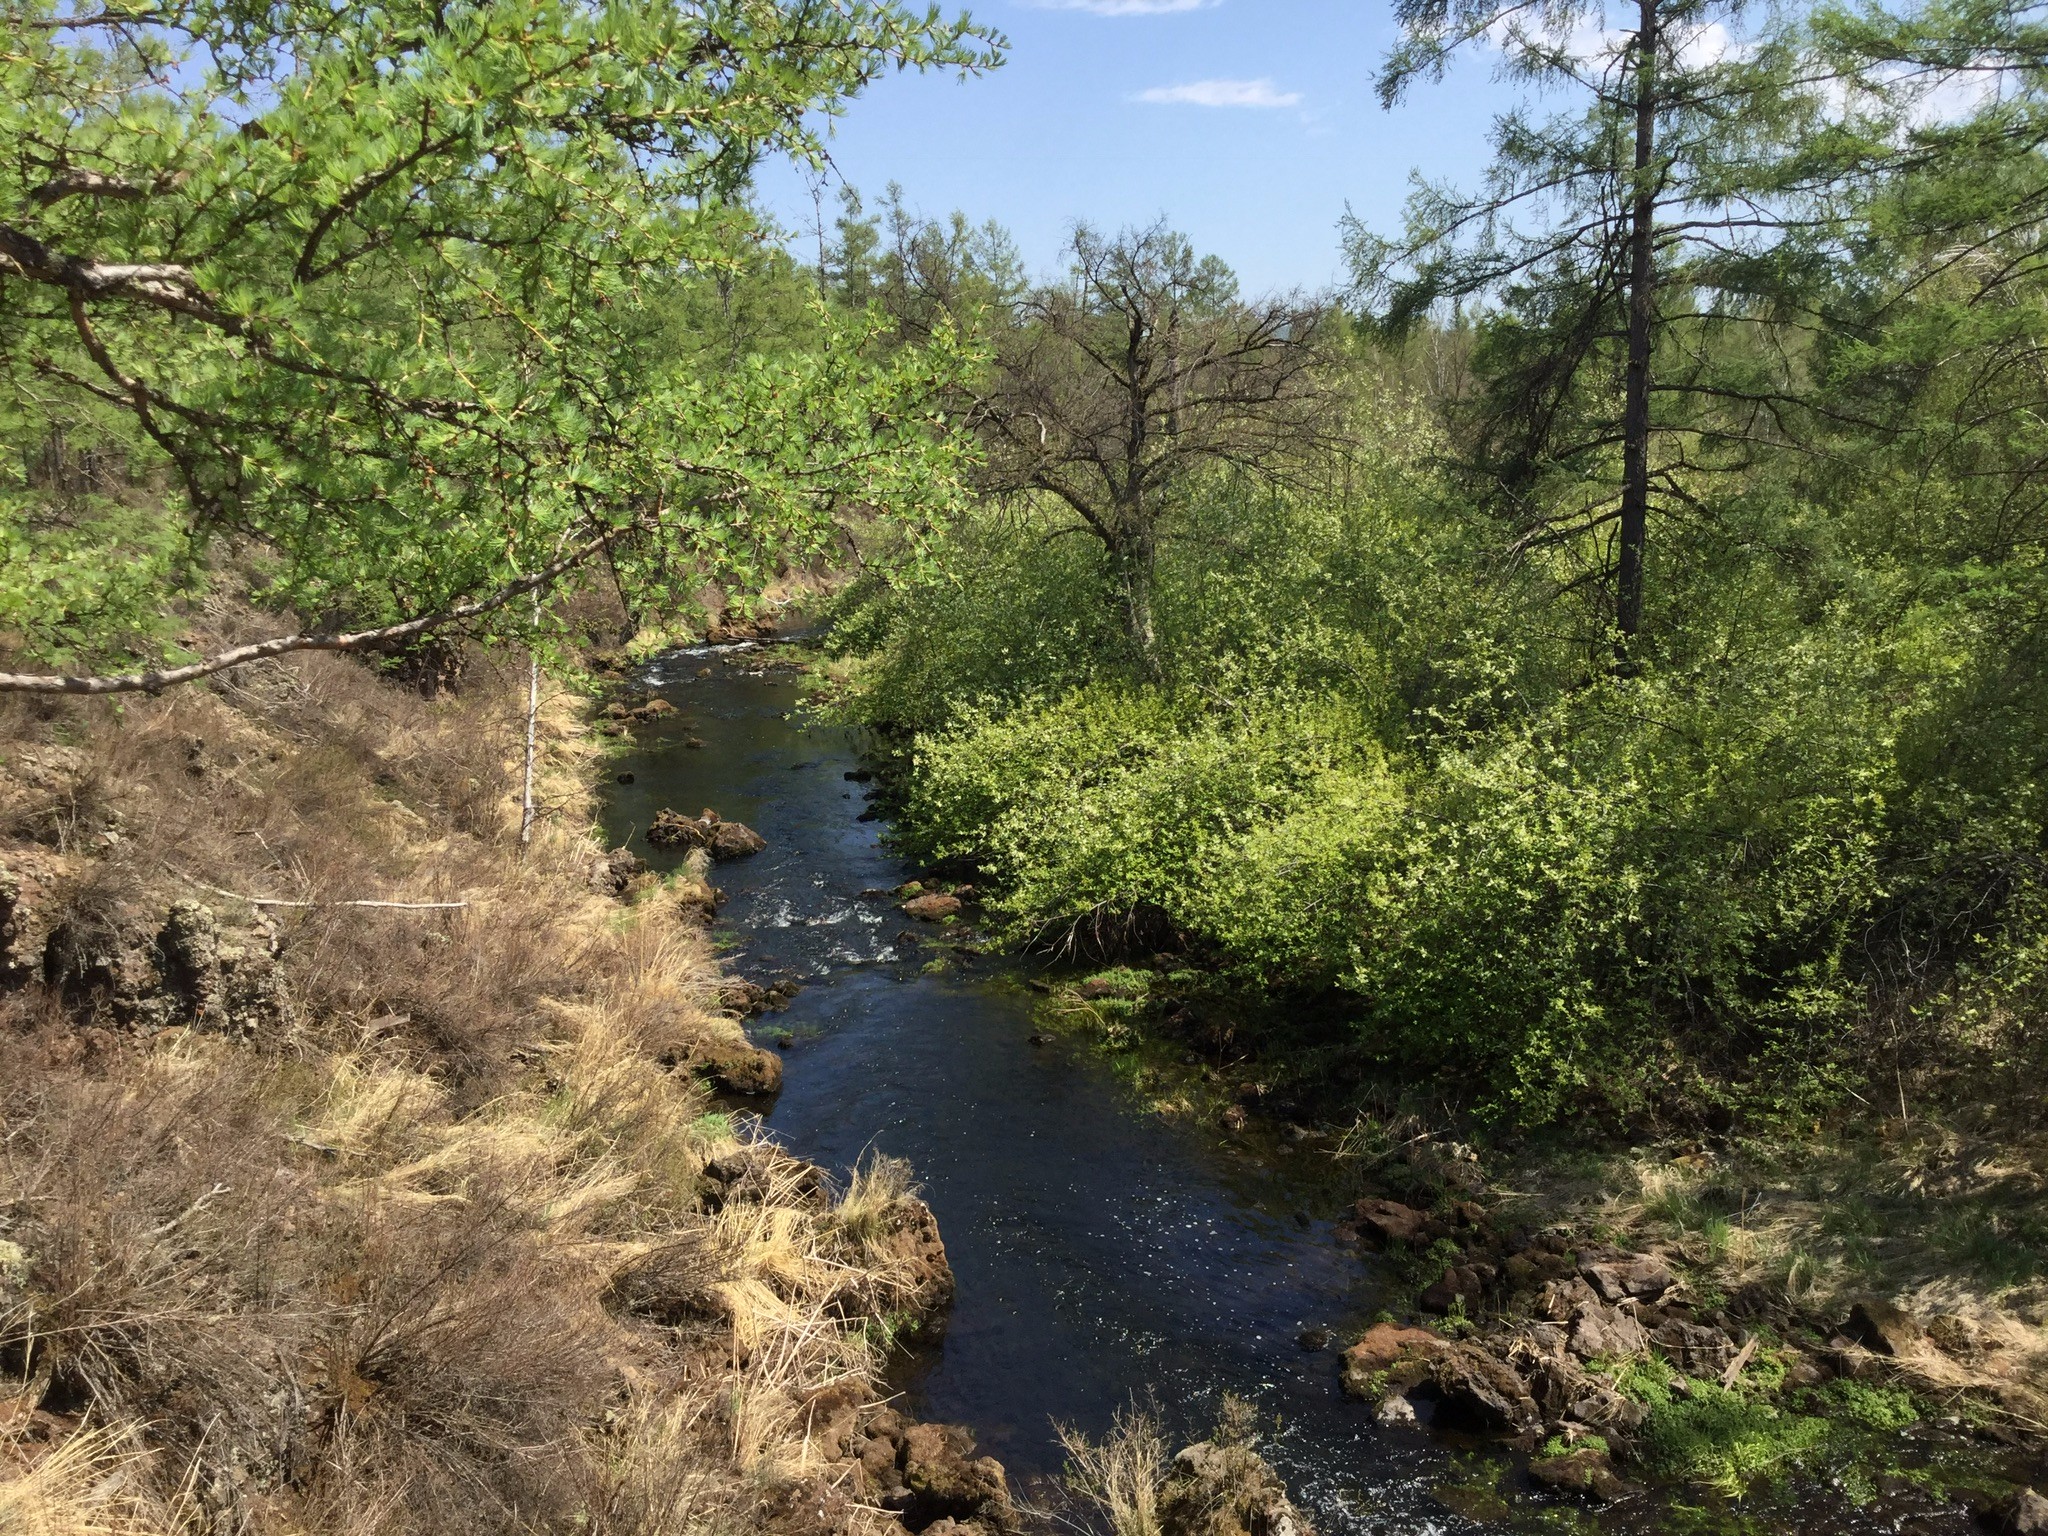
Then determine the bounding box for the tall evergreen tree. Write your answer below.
[1351,0,1852,644]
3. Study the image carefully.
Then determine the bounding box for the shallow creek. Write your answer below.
[599,640,1488,1533]
[600,640,1996,1536]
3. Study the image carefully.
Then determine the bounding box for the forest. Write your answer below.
[4,0,2048,1530]
[817,1,2048,1138]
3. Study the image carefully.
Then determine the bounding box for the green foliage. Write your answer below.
[824,0,2048,1137]
[1077,969,1153,999]
[0,488,194,664]
[1635,1384,1829,1496]
[0,0,999,675]
[1812,1380,1921,1432]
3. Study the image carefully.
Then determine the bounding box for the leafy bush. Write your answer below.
[832,390,2048,1129]
[888,627,1932,1120]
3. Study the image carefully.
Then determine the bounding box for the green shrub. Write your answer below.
[829,437,2048,1130]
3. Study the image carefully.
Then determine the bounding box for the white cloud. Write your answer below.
[1134,77,1302,108]
[1031,0,1216,12]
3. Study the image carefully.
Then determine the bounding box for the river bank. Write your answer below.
[0,624,1018,1536]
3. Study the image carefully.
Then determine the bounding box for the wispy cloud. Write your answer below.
[1031,0,1217,12]
[1134,78,1302,108]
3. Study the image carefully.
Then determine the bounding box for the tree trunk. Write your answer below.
[1617,0,1661,643]
[520,594,541,849]
[1110,524,1160,681]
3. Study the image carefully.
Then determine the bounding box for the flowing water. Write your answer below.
[601,639,2013,1536]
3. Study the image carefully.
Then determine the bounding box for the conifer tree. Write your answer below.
[1352,0,1847,644]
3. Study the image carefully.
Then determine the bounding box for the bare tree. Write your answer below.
[972,223,1331,675]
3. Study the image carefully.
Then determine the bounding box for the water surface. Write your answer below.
[601,642,1475,1533]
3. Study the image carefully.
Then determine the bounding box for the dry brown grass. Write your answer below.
[0,623,940,1536]
[1055,1408,1167,1536]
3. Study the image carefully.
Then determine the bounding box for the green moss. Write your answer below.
[1389,1234,1463,1289]
[1810,1379,1921,1431]
[1635,1383,1828,1497]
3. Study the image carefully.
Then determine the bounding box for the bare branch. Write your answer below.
[0,526,621,694]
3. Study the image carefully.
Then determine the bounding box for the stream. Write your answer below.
[600,639,1479,1534]
[599,639,2008,1536]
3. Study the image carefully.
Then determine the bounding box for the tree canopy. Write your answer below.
[0,0,1000,688]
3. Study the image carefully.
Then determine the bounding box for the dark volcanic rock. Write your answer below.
[1844,1297,1925,1357]
[1351,1197,1441,1247]
[2007,1488,2048,1536]
[1339,1323,1444,1397]
[895,1421,1015,1532]
[1527,1354,1649,1439]
[1424,1342,1540,1435]
[646,807,767,860]
[1652,1316,1738,1375]
[1528,1449,1634,1502]
[1579,1253,1675,1303]
[589,846,647,897]
[1567,1300,1650,1360]
[1421,1263,1496,1314]
[1162,1438,1312,1536]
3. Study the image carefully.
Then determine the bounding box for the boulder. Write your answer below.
[0,858,54,983]
[690,1038,783,1096]
[902,893,963,922]
[718,978,771,1017]
[1527,1355,1649,1439]
[1536,1276,1600,1322]
[646,808,767,860]
[1651,1317,1737,1376]
[147,901,288,1036]
[1351,1198,1441,1247]
[1579,1254,1675,1304]
[589,846,647,897]
[1844,1297,1924,1357]
[2007,1489,2048,1536]
[1507,1253,1581,1302]
[706,819,767,860]
[1420,1263,1495,1314]
[1505,1246,1577,1290]
[1160,1438,1311,1536]
[647,808,697,847]
[895,1421,1015,1532]
[699,1147,828,1213]
[1424,1343,1540,1435]
[1567,1301,1650,1361]
[1527,1449,1633,1502]
[1339,1324,1444,1397]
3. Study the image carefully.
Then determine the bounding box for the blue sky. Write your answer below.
[753,0,1508,297]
